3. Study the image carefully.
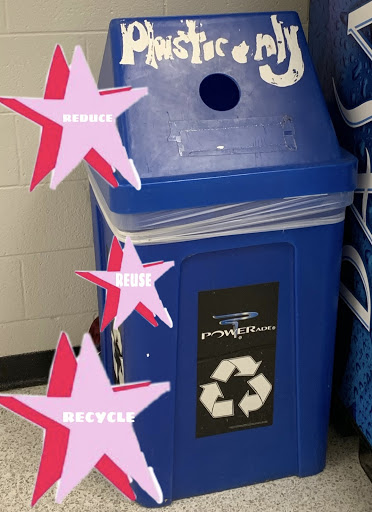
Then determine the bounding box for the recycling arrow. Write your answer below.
[199,355,272,419]
[238,374,272,418]
[199,382,234,418]
[211,356,262,383]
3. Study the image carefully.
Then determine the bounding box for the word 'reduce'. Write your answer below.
[62,114,113,123]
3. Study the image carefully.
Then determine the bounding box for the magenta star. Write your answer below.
[0,45,147,189]
[0,334,169,504]
[76,236,174,330]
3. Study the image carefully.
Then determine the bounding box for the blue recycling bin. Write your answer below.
[88,12,357,506]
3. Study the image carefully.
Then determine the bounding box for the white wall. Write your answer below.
[0,0,309,356]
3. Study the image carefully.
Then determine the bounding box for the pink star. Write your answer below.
[76,236,174,330]
[1,45,147,189]
[0,334,170,504]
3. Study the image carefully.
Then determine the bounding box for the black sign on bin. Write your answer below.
[196,282,279,438]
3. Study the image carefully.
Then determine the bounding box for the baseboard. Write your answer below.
[0,347,80,392]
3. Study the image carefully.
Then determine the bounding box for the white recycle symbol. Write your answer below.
[199,356,272,418]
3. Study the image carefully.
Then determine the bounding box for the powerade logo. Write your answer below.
[201,312,276,340]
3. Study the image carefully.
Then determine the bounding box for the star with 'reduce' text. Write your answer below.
[0,45,147,190]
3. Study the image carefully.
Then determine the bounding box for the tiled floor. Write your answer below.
[0,385,371,512]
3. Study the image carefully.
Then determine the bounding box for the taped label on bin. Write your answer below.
[168,116,297,157]
[197,282,278,437]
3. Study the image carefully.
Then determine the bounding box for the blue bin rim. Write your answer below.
[88,149,357,215]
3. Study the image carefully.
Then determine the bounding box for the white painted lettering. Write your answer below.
[63,412,74,422]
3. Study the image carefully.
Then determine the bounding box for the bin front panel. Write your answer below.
[173,242,297,498]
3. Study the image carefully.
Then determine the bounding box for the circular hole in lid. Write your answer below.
[199,73,240,111]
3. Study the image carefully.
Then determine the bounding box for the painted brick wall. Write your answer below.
[0,0,309,356]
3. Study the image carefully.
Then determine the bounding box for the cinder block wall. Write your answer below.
[0,0,309,356]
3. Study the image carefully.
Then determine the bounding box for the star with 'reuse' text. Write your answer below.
[0,45,147,190]
[76,236,174,331]
[0,332,170,505]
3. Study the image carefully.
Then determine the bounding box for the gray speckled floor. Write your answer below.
[0,386,371,512]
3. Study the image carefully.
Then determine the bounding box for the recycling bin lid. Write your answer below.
[94,12,356,214]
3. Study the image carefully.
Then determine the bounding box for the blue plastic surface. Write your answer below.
[97,12,356,213]
[91,187,345,505]
[89,11,358,507]
[309,0,372,448]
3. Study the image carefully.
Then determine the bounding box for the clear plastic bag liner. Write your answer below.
[88,172,353,246]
